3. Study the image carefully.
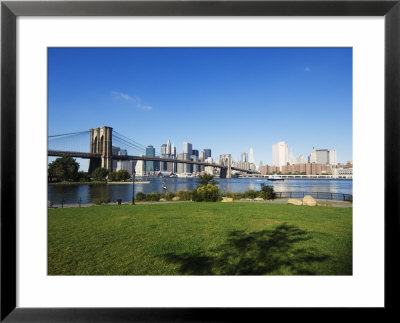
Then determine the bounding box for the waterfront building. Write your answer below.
[242,152,247,163]
[311,149,326,164]
[204,157,214,175]
[160,144,167,155]
[135,158,146,176]
[166,139,171,155]
[183,142,192,156]
[260,165,280,175]
[272,141,288,169]
[145,145,155,172]
[329,150,337,165]
[160,144,168,171]
[249,148,254,164]
[203,149,211,159]
[176,153,185,174]
[115,149,135,174]
[297,155,306,164]
[191,155,199,173]
[171,143,176,157]
[112,146,120,171]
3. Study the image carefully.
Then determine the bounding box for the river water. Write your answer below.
[48,177,353,205]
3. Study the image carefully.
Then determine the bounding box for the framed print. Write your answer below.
[1,0,399,321]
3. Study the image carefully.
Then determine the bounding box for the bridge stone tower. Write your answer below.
[219,154,232,179]
[89,126,113,173]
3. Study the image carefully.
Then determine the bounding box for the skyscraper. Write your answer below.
[183,142,192,156]
[203,149,211,159]
[272,142,288,168]
[329,150,337,165]
[171,143,176,157]
[249,148,254,164]
[145,145,155,172]
[166,139,171,155]
[241,152,247,163]
[310,149,329,164]
[160,144,168,171]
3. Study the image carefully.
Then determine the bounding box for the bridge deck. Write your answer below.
[48,150,259,174]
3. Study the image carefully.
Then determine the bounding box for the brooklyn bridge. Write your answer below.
[48,126,260,178]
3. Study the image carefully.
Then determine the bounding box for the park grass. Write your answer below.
[48,202,352,275]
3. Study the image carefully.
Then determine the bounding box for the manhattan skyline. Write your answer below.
[48,47,352,166]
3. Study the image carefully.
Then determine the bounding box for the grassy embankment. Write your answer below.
[48,202,352,275]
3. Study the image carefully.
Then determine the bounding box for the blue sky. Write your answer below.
[48,47,352,170]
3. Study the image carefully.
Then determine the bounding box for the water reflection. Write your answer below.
[48,178,353,204]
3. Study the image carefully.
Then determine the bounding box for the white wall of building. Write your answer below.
[272,142,288,168]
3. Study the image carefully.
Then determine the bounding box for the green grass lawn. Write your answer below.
[48,202,352,275]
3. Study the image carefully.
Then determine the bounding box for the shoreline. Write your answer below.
[49,198,352,209]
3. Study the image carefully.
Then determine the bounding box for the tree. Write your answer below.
[92,167,109,181]
[193,184,220,202]
[259,183,276,200]
[116,169,130,181]
[48,155,79,182]
[196,174,218,187]
[108,169,131,181]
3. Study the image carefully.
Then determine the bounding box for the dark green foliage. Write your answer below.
[48,155,80,182]
[193,184,221,202]
[259,184,276,200]
[108,169,131,181]
[92,167,108,181]
[135,192,147,201]
[165,191,176,201]
[243,189,258,199]
[92,197,110,205]
[177,190,194,201]
[196,174,218,187]
[147,192,161,201]
[77,171,90,182]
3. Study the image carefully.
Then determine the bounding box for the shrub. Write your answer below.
[243,189,258,199]
[147,192,161,201]
[223,191,243,200]
[93,198,102,205]
[135,192,147,201]
[92,197,110,205]
[165,191,176,201]
[194,184,220,202]
[177,190,193,201]
[259,184,276,200]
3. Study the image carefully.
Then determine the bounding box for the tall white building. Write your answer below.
[272,142,288,168]
[249,148,254,164]
[204,157,214,175]
[241,152,247,163]
[329,150,337,165]
[166,139,171,155]
[135,158,146,176]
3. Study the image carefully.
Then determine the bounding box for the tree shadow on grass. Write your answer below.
[163,224,329,275]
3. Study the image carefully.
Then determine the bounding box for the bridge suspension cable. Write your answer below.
[112,131,160,157]
[48,130,89,138]
[113,131,148,150]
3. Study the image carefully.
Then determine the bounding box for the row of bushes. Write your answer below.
[134,183,275,202]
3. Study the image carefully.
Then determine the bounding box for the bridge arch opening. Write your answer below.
[100,135,104,155]
[93,136,98,153]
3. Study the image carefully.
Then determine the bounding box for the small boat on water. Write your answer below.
[268,175,284,181]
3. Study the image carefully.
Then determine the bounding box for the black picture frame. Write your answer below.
[1,0,399,321]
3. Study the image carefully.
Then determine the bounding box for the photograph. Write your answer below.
[47,47,353,276]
